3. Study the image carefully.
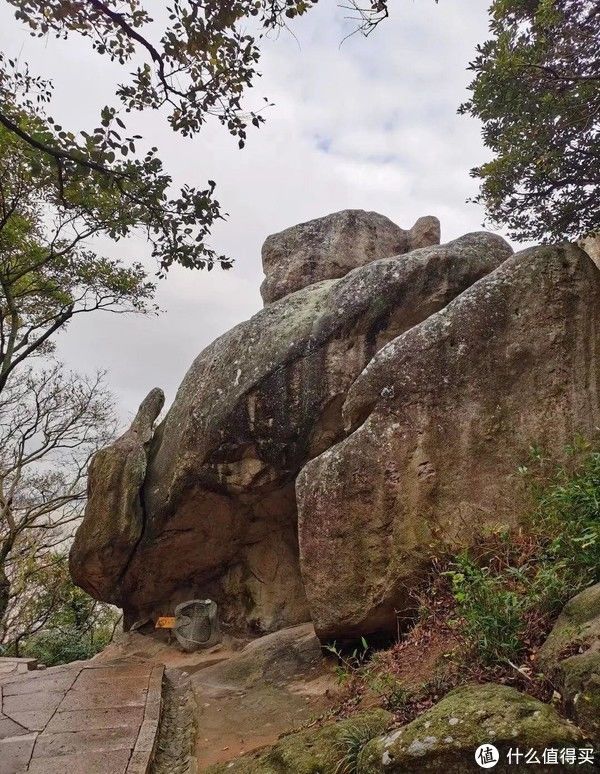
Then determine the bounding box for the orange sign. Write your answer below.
[155,616,176,629]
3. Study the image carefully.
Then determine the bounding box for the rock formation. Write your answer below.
[260,209,440,304]
[70,208,600,648]
[206,683,591,772]
[70,211,510,634]
[297,244,600,639]
[70,387,164,603]
[358,684,587,773]
[537,583,600,736]
[580,234,600,270]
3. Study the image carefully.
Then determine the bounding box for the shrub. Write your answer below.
[21,628,110,667]
[1,552,121,666]
[445,445,600,667]
[444,553,528,665]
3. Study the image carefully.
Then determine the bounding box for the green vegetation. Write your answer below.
[1,552,119,665]
[462,0,600,243]
[0,125,155,393]
[327,443,600,725]
[334,719,383,774]
[0,1,390,271]
[445,444,600,667]
[324,637,411,713]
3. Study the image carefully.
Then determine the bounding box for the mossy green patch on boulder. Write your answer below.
[537,584,600,739]
[358,683,587,773]
[205,709,392,773]
[538,583,600,668]
[559,651,600,740]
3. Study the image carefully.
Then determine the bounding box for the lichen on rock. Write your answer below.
[358,684,588,773]
[537,583,600,738]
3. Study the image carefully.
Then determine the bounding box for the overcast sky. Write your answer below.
[0,1,511,426]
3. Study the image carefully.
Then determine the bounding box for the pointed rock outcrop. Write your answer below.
[69,388,164,603]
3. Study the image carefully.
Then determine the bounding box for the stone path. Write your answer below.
[0,659,163,774]
[95,624,340,771]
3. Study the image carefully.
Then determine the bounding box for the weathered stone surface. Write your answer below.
[297,245,600,640]
[409,215,441,252]
[260,209,440,304]
[69,388,164,604]
[205,709,392,773]
[201,623,323,690]
[187,623,339,769]
[537,583,600,737]
[358,684,587,773]
[73,230,511,634]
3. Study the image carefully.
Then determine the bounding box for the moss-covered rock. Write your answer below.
[538,583,600,667]
[205,709,392,773]
[358,683,587,773]
[537,583,600,739]
[559,651,600,740]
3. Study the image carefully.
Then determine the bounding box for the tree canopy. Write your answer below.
[461,0,600,244]
[0,1,389,273]
[0,124,155,392]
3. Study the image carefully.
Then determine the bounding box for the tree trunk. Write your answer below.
[0,560,9,632]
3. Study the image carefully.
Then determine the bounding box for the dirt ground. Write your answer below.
[97,623,340,772]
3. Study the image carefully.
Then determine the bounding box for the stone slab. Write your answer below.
[2,690,65,714]
[0,659,37,678]
[58,682,147,710]
[1,668,79,696]
[0,659,162,773]
[0,716,27,740]
[26,748,131,774]
[45,705,144,733]
[129,665,163,759]
[0,733,36,774]
[4,709,57,733]
[31,726,135,758]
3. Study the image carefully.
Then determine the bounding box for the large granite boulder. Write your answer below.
[260,209,440,304]
[69,388,164,603]
[537,583,600,738]
[71,228,511,633]
[297,244,600,640]
[359,684,588,773]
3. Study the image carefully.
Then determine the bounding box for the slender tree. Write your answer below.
[0,125,155,393]
[0,363,115,635]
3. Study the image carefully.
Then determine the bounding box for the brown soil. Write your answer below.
[99,624,341,772]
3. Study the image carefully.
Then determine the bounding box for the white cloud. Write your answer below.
[0,0,510,424]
